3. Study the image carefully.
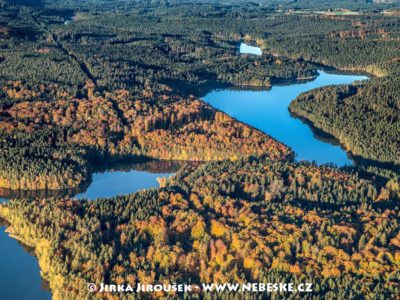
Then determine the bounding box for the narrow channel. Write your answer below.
[203,69,368,166]
[203,43,370,166]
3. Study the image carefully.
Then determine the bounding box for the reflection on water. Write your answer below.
[75,169,170,200]
[0,159,201,299]
[204,70,369,166]
[0,160,199,201]
[0,186,85,201]
[93,159,190,174]
[0,221,51,300]
[0,68,368,300]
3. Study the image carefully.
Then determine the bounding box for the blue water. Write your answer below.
[75,169,172,200]
[0,161,176,299]
[0,226,51,300]
[203,70,368,166]
[240,42,262,55]
[0,69,368,299]
[0,160,180,202]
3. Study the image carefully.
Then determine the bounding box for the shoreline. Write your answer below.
[0,66,391,300]
[0,218,52,296]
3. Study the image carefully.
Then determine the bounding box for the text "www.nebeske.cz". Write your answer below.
[88,282,313,293]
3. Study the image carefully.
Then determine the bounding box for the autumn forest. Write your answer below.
[0,0,399,299]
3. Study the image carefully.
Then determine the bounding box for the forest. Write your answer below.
[0,0,399,299]
[1,0,399,189]
[0,80,290,189]
[0,157,399,299]
[290,77,400,166]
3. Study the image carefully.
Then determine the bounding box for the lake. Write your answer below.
[203,70,369,166]
[0,223,51,300]
[75,169,172,199]
[0,160,182,202]
[0,68,369,299]
[0,160,182,299]
[74,160,181,200]
[240,42,262,55]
